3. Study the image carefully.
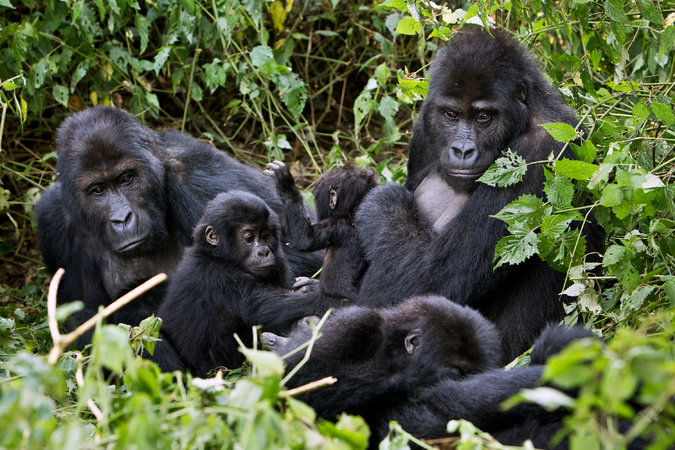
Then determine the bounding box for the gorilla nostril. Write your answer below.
[261,332,277,347]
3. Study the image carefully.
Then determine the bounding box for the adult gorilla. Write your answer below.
[36,106,322,331]
[355,27,602,361]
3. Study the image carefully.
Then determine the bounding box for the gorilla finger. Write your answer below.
[293,276,318,290]
[262,331,285,350]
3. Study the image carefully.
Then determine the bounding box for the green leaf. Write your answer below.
[52,85,69,107]
[553,158,599,180]
[659,26,675,57]
[571,140,597,163]
[92,324,133,374]
[599,184,623,207]
[250,45,278,75]
[239,348,285,377]
[135,15,149,54]
[650,102,675,126]
[152,47,171,75]
[0,0,15,8]
[636,0,663,25]
[604,0,629,24]
[477,150,527,187]
[539,122,579,143]
[493,231,540,269]
[541,213,577,236]
[395,17,422,35]
[354,91,373,129]
[378,95,399,122]
[493,194,551,230]
[544,174,575,208]
[603,244,626,267]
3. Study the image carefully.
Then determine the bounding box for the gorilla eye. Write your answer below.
[120,174,133,185]
[260,231,272,241]
[444,110,458,119]
[243,233,255,244]
[90,185,105,196]
[477,112,492,122]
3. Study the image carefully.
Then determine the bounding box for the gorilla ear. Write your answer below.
[517,82,527,103]
[205,226,219,246]
[405,329,422,355]
[329,188,338,210]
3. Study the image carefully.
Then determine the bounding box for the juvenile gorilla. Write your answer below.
[355,27,602,361]
[263,297,595,448]
[158,191,336,376]
[265,161,378,301]
[36,107,322,334]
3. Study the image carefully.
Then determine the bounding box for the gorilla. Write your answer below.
[36,106,322,336]
[264,161,378,302]
[263,296,596,448]
[354,27,603,361]
[157,191,338,376]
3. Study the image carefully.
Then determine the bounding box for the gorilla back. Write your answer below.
[355,27,602,361]
[36,106,322,332]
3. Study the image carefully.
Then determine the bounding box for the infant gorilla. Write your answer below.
[265,162,378,302]
[263,295,594,448]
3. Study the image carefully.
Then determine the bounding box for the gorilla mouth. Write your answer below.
[447,170,485,179]
[116,235,149,253]
[249,264,275,275]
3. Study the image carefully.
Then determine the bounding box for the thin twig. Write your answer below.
[278,376,337,398]
[47,269,167,364]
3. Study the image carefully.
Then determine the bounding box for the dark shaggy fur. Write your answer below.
[265,162,378,302]
[157,192,337,376]
[36,107,323,350]
[354,27,603,362]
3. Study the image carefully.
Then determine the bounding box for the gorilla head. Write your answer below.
[313,164,379,221]
[54,107,168,256]
[410,26,567,192]
[193,191,287,283]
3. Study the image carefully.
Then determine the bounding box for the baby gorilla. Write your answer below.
[263,295,595,448]
[158,191,334,376]
[265,162,378,302]
[263,295,503,419]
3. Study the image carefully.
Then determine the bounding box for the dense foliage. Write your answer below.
[0,0,673,448]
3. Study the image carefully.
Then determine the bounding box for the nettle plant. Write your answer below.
[480,117,673,330]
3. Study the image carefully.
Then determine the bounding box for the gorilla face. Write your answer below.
[58,111,169,256]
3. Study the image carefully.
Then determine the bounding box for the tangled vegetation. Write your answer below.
[0,0,673,448]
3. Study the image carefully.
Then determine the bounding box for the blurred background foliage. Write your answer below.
[0,0,673,448]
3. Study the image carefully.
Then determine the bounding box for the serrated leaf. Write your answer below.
[571,140,597,163]
[396,17,422,35]
[599,183,623,207]
[650,102,675,126]
[152,47,171,75]
[636,0,663,25]
[553,158,598,180]
[354,91,373,129]
[541,213,576,236]
[544,174,575,208]
[659,26,675,57]
[493,231,540,269]
[632,102,650,124]
[378,95,399,122]
[493,194,550,230]
[477,150,527,187]
[250,45,277,76]
[539,122,579,143]
[561,282,585,297]
[604,0,629,24]
[135,15,149,53]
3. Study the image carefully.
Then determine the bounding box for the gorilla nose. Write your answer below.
[451,145,476,161]
[257,247,271,257]
[110,209,135,231]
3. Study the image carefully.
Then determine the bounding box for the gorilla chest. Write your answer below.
[414,174,470,232]
[101,244,182,299]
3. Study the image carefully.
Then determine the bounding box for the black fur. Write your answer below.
[355,27,603,361]
[265,298,596,448]
[158,191,337,376]
[36,106,322,338]
[265,161,378,301]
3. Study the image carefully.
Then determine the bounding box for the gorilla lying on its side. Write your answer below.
[263,296,595,448]
[36,107,322,339]
[355,27,603,361]
[158,191,339,376]
[265,161,378,302]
